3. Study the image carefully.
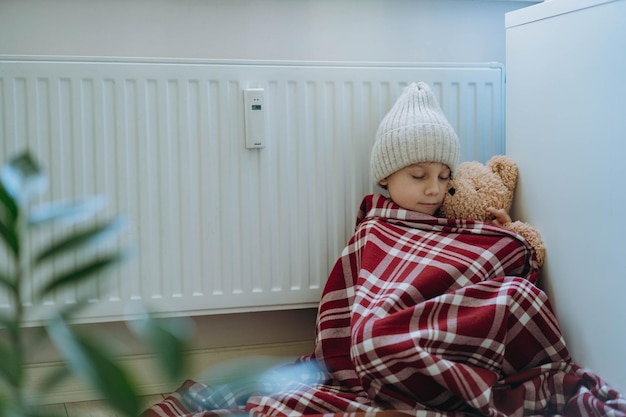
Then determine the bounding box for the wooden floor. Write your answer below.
[40,394,167,417]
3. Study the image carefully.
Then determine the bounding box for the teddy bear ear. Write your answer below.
[487,155,518,190]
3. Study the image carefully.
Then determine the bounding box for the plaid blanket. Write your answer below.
[143,194,625,417]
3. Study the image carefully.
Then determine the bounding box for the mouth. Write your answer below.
[418,202,440,212]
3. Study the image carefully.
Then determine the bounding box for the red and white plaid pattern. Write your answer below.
[143,195,625,417]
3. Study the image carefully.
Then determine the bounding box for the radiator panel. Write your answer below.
[0,58,504,324]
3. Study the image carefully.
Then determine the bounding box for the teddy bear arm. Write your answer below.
[502,221,546,268]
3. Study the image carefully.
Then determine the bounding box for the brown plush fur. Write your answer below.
[440,155,545,267]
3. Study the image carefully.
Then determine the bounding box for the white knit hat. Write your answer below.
[370,82,460,183]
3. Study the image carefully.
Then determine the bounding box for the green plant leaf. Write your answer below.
[28,196,106,227]
[0,220,19,257]
[22,409,68,417]
[0,181,19,228]
[0,314,13,330]
[37,251,129,298]
[52,296,94,321]
[0,270,17,296]
[0,315,18,339]
[46,318,140,417]
[0,339,22,387]
[0,182,20,257]
[34,363,72,396]
[130,315,192,381]
[0,152,47,207]
[152,323,188,380]
[33,217,127,264]
[0,401,65,417]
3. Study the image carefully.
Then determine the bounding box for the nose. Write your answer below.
[424,177,441,196]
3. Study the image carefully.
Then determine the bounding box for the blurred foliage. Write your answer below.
[0,151,190,417]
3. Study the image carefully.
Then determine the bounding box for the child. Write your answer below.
[371,82,511,223]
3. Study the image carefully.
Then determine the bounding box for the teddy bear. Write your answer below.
[439,155,545,267]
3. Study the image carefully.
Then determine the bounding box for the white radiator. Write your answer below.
[0,57,504,324]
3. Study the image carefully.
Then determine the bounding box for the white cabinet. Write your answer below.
[505,0,626,393]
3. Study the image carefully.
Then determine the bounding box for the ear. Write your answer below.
[487,156,518,191]
[378,178,388,187]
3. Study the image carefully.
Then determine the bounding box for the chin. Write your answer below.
[418,205,439,215]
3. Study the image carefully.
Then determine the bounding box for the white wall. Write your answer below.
[0,0,541,399]
[0,0,535,63]
[506,0,626,393]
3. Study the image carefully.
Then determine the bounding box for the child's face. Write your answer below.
[378,162,451,215]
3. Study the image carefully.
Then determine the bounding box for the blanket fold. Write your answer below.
[142,195,625,417]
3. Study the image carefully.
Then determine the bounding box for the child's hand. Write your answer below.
[487,207,512,227]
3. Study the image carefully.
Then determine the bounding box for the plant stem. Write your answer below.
[9,208,26,410]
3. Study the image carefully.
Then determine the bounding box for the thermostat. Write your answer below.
[243,88,266,148]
